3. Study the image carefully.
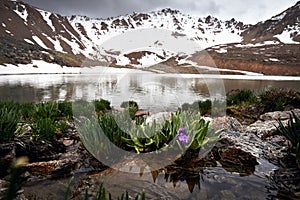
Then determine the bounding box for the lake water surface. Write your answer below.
[0,72,299,112]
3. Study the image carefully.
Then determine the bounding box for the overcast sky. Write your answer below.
[22,0,298,24]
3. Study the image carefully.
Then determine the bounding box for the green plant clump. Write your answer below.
[120,101,139,110]
[19,102,35,121]
[98,113,131,148]
[0,99,114,144]
[120,100,139,119]
[94,99,111,114]
[31,118,57,141]
[79,111,217,156]
[259,88,300,112]
[58,101,73,119]
[227,89,257,106]
[0,104,20,143]
[31,101,61,121]
[181,100,212,115]
[277,111,300,166]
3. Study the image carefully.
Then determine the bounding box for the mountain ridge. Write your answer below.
[0,0,299,75]
[242,1,300,43]
[0,0,250,55]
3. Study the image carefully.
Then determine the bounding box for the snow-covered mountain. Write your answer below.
[0,0,299,75]
[0,0,248,58]
[242,1,300,44]
[68,9,249,54]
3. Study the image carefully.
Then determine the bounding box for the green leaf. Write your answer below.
[144,138,154,146]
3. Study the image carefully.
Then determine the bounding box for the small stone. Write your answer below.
[113,107,125,112]
[145,112,172,124]
[135,110,149,117]
[63,139,74,147]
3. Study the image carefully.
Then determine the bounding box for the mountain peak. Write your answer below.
[160,8,181,14]
[270,0,300,21]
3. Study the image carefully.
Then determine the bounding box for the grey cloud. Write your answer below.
[22,0,222,18]
[22,0,160,18]
[21,0,298,23]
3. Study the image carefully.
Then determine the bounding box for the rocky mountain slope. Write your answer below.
[192,43,300,75]
[0,0,299,75]
[242,1,300,44]
[191,1,300,76]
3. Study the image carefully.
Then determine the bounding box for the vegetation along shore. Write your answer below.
[0,88,299,199]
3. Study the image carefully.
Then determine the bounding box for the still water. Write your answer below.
[0,72,299,112]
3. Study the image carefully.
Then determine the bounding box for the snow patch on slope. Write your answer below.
[235,40,280,47]
[271,12,287,21]
[275,30,299,44]
[46,36,64,52]
[116,56,131,66]
[215,48,227,53]
[38,10,55,32]
[0,60,80,74]
[0,61,152,75]
[178,59,263,76]
[32,36,49,49]
[269,58,280,62]
[24,39,34,44]
[137,53,164,68]
[13,4,28,22]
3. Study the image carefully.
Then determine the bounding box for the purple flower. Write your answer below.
[179,176,185,182]
[178,133,190,144]
[177,127,186,134]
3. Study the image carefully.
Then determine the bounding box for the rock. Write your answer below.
[246,119,288,139]
[145,112,172,124]
[25,159,78,178]
[211,116,244,132]
[215,144,258,166]
[113,107,125,112]
[219,130,288,164]
[259,109,300,121]
[201,116,213,122]
[135,110,149,117]
[212,136,258,175]
[14,136,66,162]
[62,139,75,147]
[226,89,241,97]
[246,108,300,139]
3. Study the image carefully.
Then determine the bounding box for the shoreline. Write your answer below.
[1,60,300,80]
[1,70,300,81]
